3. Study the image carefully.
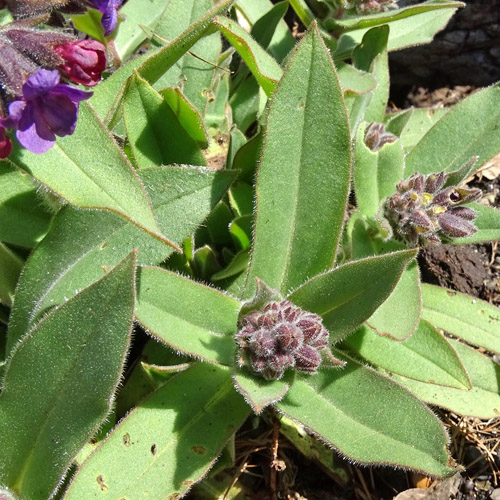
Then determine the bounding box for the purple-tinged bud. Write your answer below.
[437,212,478,238]
[384,170,481,246]
[295,345,321,374]
[447,206,477,220]
[249,330,276,358]
[275,323,304,350]
[235,299,338,380]
[364,122,398,152]
[424,172,446,194]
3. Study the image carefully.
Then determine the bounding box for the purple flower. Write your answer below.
[7,69,92,154]
[89,0,122,36]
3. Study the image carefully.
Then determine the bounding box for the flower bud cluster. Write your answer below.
[384,171,481,247]
[235,300,330,380]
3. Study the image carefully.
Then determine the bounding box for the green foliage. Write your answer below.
[1,0,500,497]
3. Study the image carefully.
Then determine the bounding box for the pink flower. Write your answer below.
[0,124,12,158]
[55,40,106,87]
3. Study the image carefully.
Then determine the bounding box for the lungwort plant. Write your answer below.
[1,0,500,498]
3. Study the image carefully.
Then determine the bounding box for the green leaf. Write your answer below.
[149,0,222,113]
[233,367,293,414]
[211,248,250,281]
[277,352,454,477]
[235,0,295,62]
[288,250,417,342]
[230,76,266,133]
[0,253,136,500]
[348,26,389,133]
[160,87,209,148]
[5,208,170,353]
[336,63,377,96]
[214,15,282,97]
[90,0,233,123]
[0,163,52,248]
[365,260,421,341]
[113,0,172,61]
[7,165,231,352]
[123,72,206,167]
[245,24,351,297]
[343,321,471,389]
[250,1,289,52]
[4,103,171,246]
[421,283,500,355]
[449,202,500,245]
[329,0,463,32]
[336,6,460,56]
[229,182,254,217]
[354,122,404,219]
[393,340,500,419]
[135,266,241,365]
[385,107,449,154]
[64,363,250,500]
[138,166,237,241]
[0,243,23,307]
[405,84,500,176]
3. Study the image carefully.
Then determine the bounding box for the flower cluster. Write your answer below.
[0,19,106,157]
[235,300,331,380]
[355,0,398,13]
[384,171,482,246]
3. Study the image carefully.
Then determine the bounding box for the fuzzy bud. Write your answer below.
[364,122,398,152]
[384,171,481,246]
[236,300,336,380]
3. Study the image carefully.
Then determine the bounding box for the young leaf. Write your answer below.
[0,252,136,500]
[393,340,500,419]
[245,23,351,297]
[288,250,417,342]
[233,367,293,414]
[123,72,206,168]
[421,283,500,355]
[214,15,283,97]
[365,261,421,341]
[0,243,23,307]
[135,266,241,366]
[277,352,455,477]
[250,1,289,52]
[64,363,250,500]
[0,163,52,248]
[160,87,209,148]
[235,0,295,62]
[405,84,500,176]
[336,63,377,97]
[343,321,471,390]
[348,26,389,134]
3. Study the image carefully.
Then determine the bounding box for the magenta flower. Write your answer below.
[0,123,12,158]
[7,69,92,154]
[55,40,107,87]
[89,0,122,36]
